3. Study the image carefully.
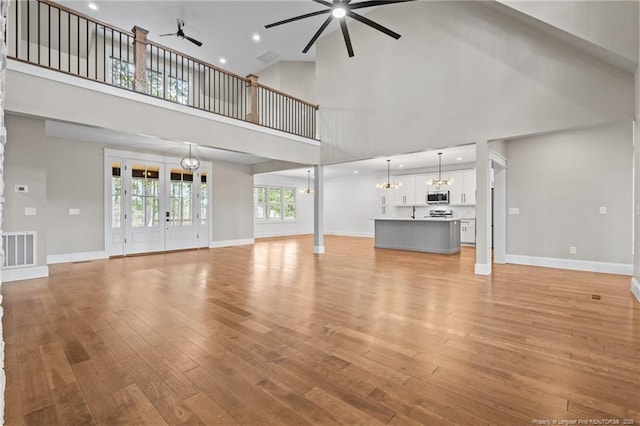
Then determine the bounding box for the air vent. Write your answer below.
[591,294,601,300]
[2,232,36,268]
[256,49,279,63]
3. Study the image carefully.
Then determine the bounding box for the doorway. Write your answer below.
[105,149,211,256]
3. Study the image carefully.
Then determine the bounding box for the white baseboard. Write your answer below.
[209,238,255,248]
[313,245,325,254]
[325,231,374,238]
[254,232,312,239]
[475,263,492,275]
[631,277,640,303]
[1,266,49,282]
[47,251,107,265]
[505,254,633,276]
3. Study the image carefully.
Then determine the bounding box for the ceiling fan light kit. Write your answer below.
[265,0,416,58]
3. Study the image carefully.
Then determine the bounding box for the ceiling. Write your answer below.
[58,0,355,76]
[268,145,478,179]
[46,120,269,164]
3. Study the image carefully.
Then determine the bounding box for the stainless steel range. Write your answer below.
[429,209,453,218]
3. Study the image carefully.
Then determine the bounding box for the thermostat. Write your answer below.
[15,185,28,193]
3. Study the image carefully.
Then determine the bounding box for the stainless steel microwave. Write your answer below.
[426,191,450,204]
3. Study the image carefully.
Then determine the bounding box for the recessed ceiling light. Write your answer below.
[353,170,359,174]
[219,58,227,64]
[88,2,98,10]
[399,164,405,168]
[332,7,346,18]
[456,157,463,161]
[252,33,261,42]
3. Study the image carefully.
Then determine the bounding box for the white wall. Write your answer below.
[316,1,633,165]
[257,61,317,104]
[505,121,633,267]
[499,1,638,64]
[253,174,313,238]
[325,174,379,237]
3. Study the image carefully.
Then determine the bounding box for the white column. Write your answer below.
[0,0,9,422]
[313,165,325,254]
[493,163,507,264]
[475,140,492,275]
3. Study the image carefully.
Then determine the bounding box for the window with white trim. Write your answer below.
[254,186,296,221]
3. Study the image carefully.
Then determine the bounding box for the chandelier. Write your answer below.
[300,170,314,194]
[181,144,200,171]
[428,152,453,186]
[376,159,401,189]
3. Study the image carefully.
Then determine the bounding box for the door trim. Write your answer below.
[104,148,212,256]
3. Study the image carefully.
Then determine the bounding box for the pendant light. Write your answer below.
[376,159,401,189]
[300,170,314,194]
[428,152,453,186]
[180,144,200,171]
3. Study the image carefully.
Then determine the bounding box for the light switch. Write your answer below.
[69,208,80,215]
[508,208,520,215]
[599,206,607,215]
[25,207,36,216]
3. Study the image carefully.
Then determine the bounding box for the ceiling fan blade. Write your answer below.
[184,35,203,47]
[159,32,177,37]
[349,0,416,10]
[347,10,401,39]
[265,9,331,28]
[302,15,334,53]
[311,0,334,7]
[339,19,354,57]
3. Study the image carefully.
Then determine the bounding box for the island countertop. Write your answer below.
[373,217,461,254]
[371,217,459,222]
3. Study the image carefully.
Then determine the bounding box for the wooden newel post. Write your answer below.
[246,74,259,124]
[132,26,149,93]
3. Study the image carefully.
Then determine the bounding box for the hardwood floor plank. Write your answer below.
[3,236,639,425]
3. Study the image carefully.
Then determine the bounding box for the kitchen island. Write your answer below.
[373,218,461,254]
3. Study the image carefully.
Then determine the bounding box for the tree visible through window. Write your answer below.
[254,186,296,221]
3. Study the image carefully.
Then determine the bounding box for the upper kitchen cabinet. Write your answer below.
[414,175,430,206]
[449,169,475,205]
[394,175,416,206]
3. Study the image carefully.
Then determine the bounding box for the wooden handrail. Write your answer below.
[146,38,250,83]
[257,83,319,109]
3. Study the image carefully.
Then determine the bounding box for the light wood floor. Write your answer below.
[3,235,639,425]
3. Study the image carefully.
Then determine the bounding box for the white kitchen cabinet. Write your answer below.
[461,219,476,244]
[414,174,430,206]
[447,169,475,205]
[377,205,391,217]
[394,175,416,206]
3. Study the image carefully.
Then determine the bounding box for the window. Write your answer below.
[169,169,193,226]
[111,163,122,228]
[110,57,134,89]
[284,188,296,220]
[147,69,163,98]
[200,173,208,226]
[168,76,189,105]
[254,186,296,221]
[254,187,266,220]
[268,187,282,219]
[131,165,160,228]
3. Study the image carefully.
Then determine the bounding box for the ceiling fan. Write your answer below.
[160,19,203,47]
[265,0,415,57]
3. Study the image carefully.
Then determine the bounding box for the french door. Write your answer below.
[106,150,211,256]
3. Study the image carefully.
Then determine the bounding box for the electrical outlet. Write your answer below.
[569,246,577,254]
[69,208,80,215]
[599,206,607,215]
[508,207,520,215]
[25,207,36,216]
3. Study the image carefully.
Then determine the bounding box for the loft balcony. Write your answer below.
[6,0,319,141]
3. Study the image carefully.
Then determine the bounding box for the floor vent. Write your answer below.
[591,294,601,300]
[2,232,37,268]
